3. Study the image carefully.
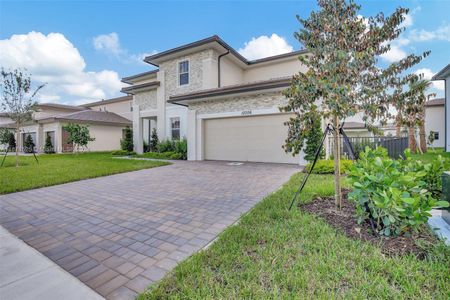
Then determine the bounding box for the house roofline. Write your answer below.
[121,69,159,84]
[121,81,160,95]
[82,95,133,107]
[432,63,450,80]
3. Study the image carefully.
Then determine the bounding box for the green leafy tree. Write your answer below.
[150,128,159,152]
[63,123,95,153]
[303,111,324,162]
[44,134,55,154]
[120,126,134,152]
[0,128,12,150]
[8,131,16,151]
[0,68,45,166]
[23,134,35,153]
[281,0,428,209]
[427,130,435,151]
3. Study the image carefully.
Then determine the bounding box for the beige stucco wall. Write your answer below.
[188,91,288,115]
[425,105,445,148]
[243,57,306,83]
[220,56,244,86]
[69,123,125,152]
[89,100,133,120]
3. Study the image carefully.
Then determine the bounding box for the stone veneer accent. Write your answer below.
[160,49,217,98]
[188,91,288,115]
[134,90,157,110]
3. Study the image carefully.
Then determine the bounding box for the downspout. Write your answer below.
[217,50,230,88]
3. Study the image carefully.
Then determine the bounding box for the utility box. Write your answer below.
[442,171,450,225]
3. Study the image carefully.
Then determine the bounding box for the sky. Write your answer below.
[0,0,449,105]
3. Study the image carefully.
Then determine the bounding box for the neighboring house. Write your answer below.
[424,98,445,148]
[432,64,450,152]
[0,103,131,153]
[121,35,308,164]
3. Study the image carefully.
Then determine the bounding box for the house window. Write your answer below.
[171,117,180,140]
[434,132,439,140]
[178,60,189,86]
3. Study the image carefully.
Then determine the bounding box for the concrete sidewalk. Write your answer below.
[0,226,104,300]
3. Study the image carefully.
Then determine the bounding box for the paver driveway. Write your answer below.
[0,161,298,299]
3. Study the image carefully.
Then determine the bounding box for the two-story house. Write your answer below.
[432,63,449,152]
[121,35,308,164]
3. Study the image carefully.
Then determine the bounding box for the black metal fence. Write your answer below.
[328,136,409,159]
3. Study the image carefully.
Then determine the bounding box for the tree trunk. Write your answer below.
[396,111,402,137]
[419,123,427,153]
[15,124,19,167]
[408,126,417,154]
[333,115,342,210]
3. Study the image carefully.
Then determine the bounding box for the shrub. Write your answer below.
[138,151,182,160]
[23,134,35,153]
[44,135,55,154]
[158,139,175,153]
[304,114,324,162]
[111,150,136,156]
[348,147,449,236]
[174,138,187,160]
[120,126,133,152]
[305,159,353,174]
[149,128,159,152]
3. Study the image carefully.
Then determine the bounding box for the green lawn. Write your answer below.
[0,152,169,194]
[139,173,450,299]
[411,148,450,163]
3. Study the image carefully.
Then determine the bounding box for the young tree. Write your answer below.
[281,0,428,209]
[23,134,35,153]
[63,123,95,153]
[44,134,55,154]
[120,126,134,152]
[8,131,16,151]
[150,128,159,152]
[0,68,45,166]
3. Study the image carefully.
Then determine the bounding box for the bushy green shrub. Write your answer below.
[44,135,55,154]
[348,147,449,236]
[138,151,182,160]
[150,128,159,151]
[155,138,187,159]
[158,139,175,153]
[111,150,136,156]
[174,138,187,160]
[305,159,353,174]
[120,126,134,152]
[23,134,35,153]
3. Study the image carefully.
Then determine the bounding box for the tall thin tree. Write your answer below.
[281,0,429,209]
[0,68,45,167]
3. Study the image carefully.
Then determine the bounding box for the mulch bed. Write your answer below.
[300,190,437,258]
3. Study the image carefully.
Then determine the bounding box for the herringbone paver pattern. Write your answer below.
[0,161,298,299]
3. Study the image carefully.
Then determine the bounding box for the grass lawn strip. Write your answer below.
[140,173,450,299]
[0,152,169,195]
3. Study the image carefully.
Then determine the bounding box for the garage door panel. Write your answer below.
[204,114,299,164]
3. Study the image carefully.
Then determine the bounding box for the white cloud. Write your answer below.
[238,34,293,60]
[93,32,122,56]
[0,31,124,105]
[409,24,450,42]
[93,32,157,64]
[380,44,407,63]
[414,68,445,91]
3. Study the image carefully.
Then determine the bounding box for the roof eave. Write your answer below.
[432,63,450,80]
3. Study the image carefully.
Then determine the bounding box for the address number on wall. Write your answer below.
[241,110,252,116]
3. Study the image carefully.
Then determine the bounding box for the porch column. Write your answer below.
[156,70,166,139]
[56,123,63,153]
[187,110,197,160]
[133,104,143,154]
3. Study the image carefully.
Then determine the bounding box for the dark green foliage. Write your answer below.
[23,134,35,153]
[44,135,54,154]
[305,159,353,174]
[111,150,136,156]
[120,126,134,152]
[348,147,449,236]
[174,138,187,160]
[303,113,324,162]
[150,128,159,151]
[157,139,175,153]
[8,132,16,150]
[136,151,183,160]
[0,129,15,151]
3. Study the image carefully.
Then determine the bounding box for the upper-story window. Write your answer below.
[178,60,189,86]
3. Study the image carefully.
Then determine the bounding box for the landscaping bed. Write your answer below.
[301,190,437,258]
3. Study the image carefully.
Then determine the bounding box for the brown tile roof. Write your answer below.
[342,122,366,130]
[42,110,131,126]
[82,95,133,107]
[168,77,291,104]
[424,98,445,107]
[38,103,86,111]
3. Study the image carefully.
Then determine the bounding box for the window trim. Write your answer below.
[177,59,190,87]
[170,117,181,140]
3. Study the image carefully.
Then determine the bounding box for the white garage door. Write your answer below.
[204,114,299,164]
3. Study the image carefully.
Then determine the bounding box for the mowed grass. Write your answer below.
[411,148,450,164]
[139,173,450,299]
[0,152,169,194]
